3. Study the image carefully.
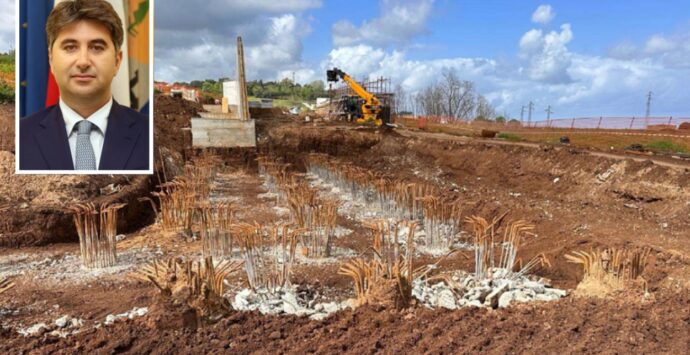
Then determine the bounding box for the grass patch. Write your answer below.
[645,140,688,153]
[497,132,522,141]
[248,96,301,108]
[0,53,14,103]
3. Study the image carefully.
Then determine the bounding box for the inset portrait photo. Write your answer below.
[17,0,152,173]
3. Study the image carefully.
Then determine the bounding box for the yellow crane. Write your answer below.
[327,68,390,127]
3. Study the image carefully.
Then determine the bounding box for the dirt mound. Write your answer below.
[0,147,154,246]
[1,290,687,353]
[647,124,676,131]
[249,107,288,119]
[154,94,202,158]
[679,122,690,130]
[265,126,381,158]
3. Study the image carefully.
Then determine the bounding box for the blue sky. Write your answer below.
[3,0,687,119]
[296,0,690,69]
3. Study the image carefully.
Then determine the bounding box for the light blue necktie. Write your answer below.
[75,120,97,170]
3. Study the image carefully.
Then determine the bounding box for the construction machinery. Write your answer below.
[327,68,391,127]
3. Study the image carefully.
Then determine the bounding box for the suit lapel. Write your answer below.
[34,107,74,170]
[100,101,141,169]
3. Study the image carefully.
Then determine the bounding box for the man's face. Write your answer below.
[49,19,122,102]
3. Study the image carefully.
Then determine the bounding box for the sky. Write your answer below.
[1,0,689,119]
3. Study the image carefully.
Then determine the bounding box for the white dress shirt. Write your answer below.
[61,98,111,169]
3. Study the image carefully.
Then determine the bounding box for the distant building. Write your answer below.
[154,81,170,93]
[154,81,200,102]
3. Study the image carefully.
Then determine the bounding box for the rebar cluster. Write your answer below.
[149,155,219,232]
[259,156,341,258]
[565,247,650,291]
[196,202,237,258]
[146,156,249,261]
[231,222,306,293]
[306,154,463,251]
[67,202,125,268]
[150,179,196,231]
[338,220,419,309]
[465,216,548,280]
[133,256,242,317]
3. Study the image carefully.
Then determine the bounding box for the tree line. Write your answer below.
[395,68,501,121]
[179,78,328,101]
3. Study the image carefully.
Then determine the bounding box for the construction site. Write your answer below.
[1,31,689,353]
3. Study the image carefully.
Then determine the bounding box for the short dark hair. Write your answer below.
[46,0,124,52]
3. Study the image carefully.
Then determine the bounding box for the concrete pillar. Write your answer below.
[221,97,229,114]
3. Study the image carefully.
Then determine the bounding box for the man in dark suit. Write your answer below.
[19,0,149,171]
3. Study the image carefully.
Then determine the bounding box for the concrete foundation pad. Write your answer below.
[191,117,256,148]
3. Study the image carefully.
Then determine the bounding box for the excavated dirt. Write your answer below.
[267,126,690,291]
[0,104,13,153]
[1,290,687,353]
[153,94,201,159]
[2,110,690,352]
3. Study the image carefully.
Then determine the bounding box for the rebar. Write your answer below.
[0,277,14,295]
[133,256,242,316]
[465,216,539,280]
[67,202,125,268]
[338,220,419,309]
[565,247,651,286]
[234,222,304,293]
[196,202,237,258]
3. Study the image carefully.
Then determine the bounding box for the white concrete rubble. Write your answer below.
[412,268,567,309]
[230,286,350,320]
[104,306,149,326]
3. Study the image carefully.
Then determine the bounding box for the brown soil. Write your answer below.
[153,94,202,159]
[1,291,687,354]
[0,104,13,153]
[2,112,689,353]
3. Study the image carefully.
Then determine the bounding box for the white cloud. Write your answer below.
[519,24,573,83]
[277,68,317,83]
[531,5,555,25]
[154,0,321,83]
[519,29,544,54]
[608,41,637,60]
[645,34,676,54]
[332,0,434,47]
[324,45,387,77]
[0,0,14,52]
[608,31,690,69]
[321,19,690,119]
[246,15,310,74]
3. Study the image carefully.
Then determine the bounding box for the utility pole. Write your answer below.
[528,101,534,126]
[645,91,652,129]
[545,105,553,126]
[520,105,525,123]
[292,71,296,103]
[645,91,652,117]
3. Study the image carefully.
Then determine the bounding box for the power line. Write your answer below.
[528,101,534,126]
[545,105,553,126]
[520,105,525,123]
